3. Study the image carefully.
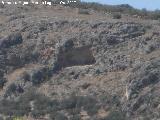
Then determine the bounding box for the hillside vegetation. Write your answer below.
[0,1,160,120]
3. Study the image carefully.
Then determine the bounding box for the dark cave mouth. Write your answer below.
[57,46,96,68]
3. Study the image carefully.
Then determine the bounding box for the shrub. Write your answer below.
[78,9,90,15]
[70,115,81,120]
[100,94,121,107]
[0,88,39,116]
[0,99,30,116]
[18,89,59,117]
[0,32,23,48]
[18,88,38,102]
[22,72,30,82]
[4,83,24,98]
[112,13,122,19]
[31,70,45,85]
[4,83,17,97]
[54,112,68,120]
[0,89,60,118]
[68,1,160,20]
[50,112,68,120]
[0,116,3,120]
[0,79,6,88]
[31,67,51,85]
[32,95,59,117]
[103,110,126,120]
[60,95,99,116]
[150,10,160,20]
[0,3,4,8]
[145,44,156,54]
[0,90,105,119]
[8,15,25,22]
[60,95,77,109]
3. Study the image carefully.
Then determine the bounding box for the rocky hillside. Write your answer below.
[0,3,160,120]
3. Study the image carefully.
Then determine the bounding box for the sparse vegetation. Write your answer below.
[53,112,68,120]
[22,71,31,82]
[0,3,4,8]
[4,83,17,97]
[0,90,107,119]
[112,13,122,19]
[0,116,3,120]
[31,96,59,117]
[103,110,126,120]
[0,1,160,120]
[68,2,160,20]
[0,79,6,88]
[31,67,51,85]
[78,8,90,15]
[0,99,30,116]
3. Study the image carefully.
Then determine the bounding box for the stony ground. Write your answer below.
[0,4,160,120]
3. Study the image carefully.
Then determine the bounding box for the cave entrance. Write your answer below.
[57,46,96,68]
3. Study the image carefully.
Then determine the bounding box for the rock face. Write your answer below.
[0,4,160,120]
[57,45,96,68]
